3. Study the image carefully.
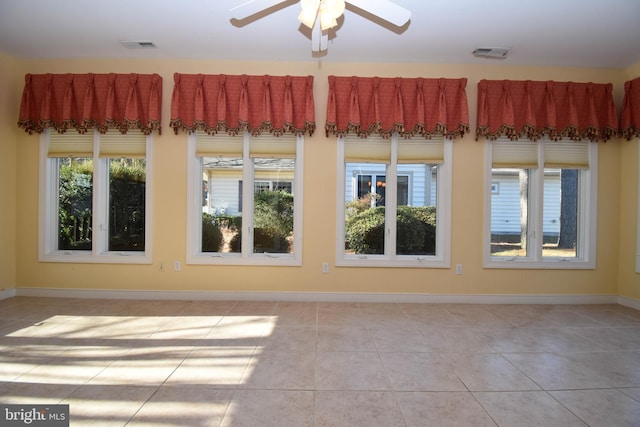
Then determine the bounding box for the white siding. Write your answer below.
[491,170,561,237]
[208,176,241,215]
[345,163,434,206]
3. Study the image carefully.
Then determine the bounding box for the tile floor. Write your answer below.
[1,297,640,426]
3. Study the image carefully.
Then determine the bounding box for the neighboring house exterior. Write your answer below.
[491,169,562,239]
[203,158,295,216]
[203,159,563,240]
[344,163,437,207]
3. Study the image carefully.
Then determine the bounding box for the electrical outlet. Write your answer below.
[455,264,463,275]
[174,261,181,271]
[322,262,329,273]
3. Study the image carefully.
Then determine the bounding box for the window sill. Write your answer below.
[40,251,152,264]
[188,253,302,267]
[484,258,595,270]
[337,256,449,269]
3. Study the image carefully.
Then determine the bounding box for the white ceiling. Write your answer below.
[1,0,639,69]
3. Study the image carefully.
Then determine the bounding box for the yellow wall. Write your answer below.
[617,60,640,301]
[0,53,19,291]
[7,57,637,298]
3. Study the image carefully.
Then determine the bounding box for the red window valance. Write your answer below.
[621,77,640,140]
[476,79,618,142]
[325,76,469,139]
[18,73,162,135]
[170,73,316,136]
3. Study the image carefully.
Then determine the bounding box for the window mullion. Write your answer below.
[386,134,399,257]
[242,130,253,257]
[532,141,545,261]
[93,132,108,255]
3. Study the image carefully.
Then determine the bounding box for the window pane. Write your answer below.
[108,159,145,251]
[542,168,578,258]
[491,168,530,257]
[253,158,295,254]
[345,163,386,255]
[202,157,242,253]
[397,165,437,256]
[58,158,93,251]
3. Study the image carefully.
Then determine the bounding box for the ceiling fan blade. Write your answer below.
[346,0,411,26]
[311,19,328,52]
[230,0,289,20]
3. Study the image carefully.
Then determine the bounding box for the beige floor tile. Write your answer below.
[240,350,316,390]
[532,326,607,353]
[369,326,429,352]
[420,326,495,353]
[315,390,405,427]
[380,352,466,391]
[541,309,606,327]
[563,351,640,388]
[317,302,366,327]
[316,326,375,352]
[398,304,464,326]
[165,346,254,388]
[474,391,587,426]
[485,327,551,353]
[620,387,640,402]
[569,326,640,350]
[258,325,317,352]
[442,305,513,329]
[271,301,318,326]
[87,351,187,386]
[503,352,612,390]
[222,389,314,427]
[14,355,113,385]
[395,391,497,427]
[550,389,640,427]
[451,353,541,391]
[63,384,156,426]
[128,385,234,427]
[0,380,79,404]
[2,298,640,426]
[316,351,389,391]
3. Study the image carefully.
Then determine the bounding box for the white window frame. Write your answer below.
[186,131,303,266]
[335,134,452,268]
[636,138,640,273]
[38,129,153,264]
[483,138,598,269]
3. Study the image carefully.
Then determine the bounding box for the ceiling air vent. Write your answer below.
[473,47,509,59]
[120,40,157,49]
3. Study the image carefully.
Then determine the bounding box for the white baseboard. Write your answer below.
[11,287,620,305]
[0,288,16,300]
[618,295,640,311]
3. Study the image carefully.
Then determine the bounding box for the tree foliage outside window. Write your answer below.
[58,158,146,252]
[58,159,93,250]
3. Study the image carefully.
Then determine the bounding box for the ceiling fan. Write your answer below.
[230,0,411,53]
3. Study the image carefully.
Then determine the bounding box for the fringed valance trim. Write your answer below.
[621,77,640,140]
[18,73,162,135]
[170,73,316,137]
[476,79,618,143]
[325,76,469,139]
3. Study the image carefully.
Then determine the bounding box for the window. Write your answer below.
[187,131,303,265]
[485,138,597,268]
[336,134,451,268]
[39,129,152,263]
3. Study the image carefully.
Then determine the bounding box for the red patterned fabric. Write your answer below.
[18,73,162,135]
[476,79,618,142]
[325,76,469,139]
[621,77,640,140]
[170,73,316,136]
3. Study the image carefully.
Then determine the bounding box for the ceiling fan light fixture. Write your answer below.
[299,0,345,30]
[298,0,320,28]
